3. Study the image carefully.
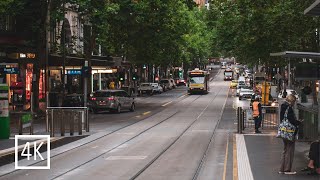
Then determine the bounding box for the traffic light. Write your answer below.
[119,72,125,81]
[132,73,137,81]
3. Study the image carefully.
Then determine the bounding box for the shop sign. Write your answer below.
[3,67,19,74]
[67,70,82,75]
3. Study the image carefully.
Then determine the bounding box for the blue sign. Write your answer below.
[67,70,82,75]
[3,68,19,74]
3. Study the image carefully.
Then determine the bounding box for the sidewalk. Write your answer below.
[236,132,318,180]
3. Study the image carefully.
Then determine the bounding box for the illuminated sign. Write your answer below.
[67,70,82,75]
[27,53,36,59]
[3,68,19,74]
[189,72,204,75]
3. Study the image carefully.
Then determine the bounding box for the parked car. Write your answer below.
[151,83,163,94]
[239,88,254,100]
[62,94,84,107]
[138,83,154,95]
[160,79,173,91]
[169,78,176,88]
[89,90,135,114]
[278,89,299,101]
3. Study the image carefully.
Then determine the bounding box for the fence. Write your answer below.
[297,105,319,141]
[238,106,279,133]
[46,107,89,137]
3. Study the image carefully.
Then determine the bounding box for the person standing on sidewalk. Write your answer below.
[252,96,262,133]
[279,94,302,175]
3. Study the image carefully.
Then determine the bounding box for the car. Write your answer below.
[151,83,163,94]
[89,90,135,114]
[236,85,249,96]
[62,94,84,107]
[239,88,254,100]
[278,89,299,101]
[169,78,176,88]
[138,83,154,95]
[230,80,238,88]
[160,79,173,90]
[176,79,186,86]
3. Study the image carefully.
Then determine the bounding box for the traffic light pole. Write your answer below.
[84,61,88,108]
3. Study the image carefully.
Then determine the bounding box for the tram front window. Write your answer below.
[190,77,204,84]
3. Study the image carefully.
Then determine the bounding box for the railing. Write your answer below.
[46,107,89,137]
[297,105,318,141]
[238,106,279,133]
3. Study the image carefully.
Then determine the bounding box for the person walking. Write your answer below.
[279,94,302,175]
[301,139,320,175]
[252,96,262,133]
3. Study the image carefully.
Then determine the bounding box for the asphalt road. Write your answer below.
[0,68,239,180]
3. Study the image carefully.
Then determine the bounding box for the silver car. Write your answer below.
[89,90,135,114]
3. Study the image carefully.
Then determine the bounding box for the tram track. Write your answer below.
[129,86,223,180]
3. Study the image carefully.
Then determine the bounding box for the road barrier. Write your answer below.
[238,106,279,132]
[46,107,89,137]
[297,105,319,141]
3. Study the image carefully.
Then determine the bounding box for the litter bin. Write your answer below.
[0,84,10,139]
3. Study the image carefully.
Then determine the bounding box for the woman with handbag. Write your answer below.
[279,94,302,175]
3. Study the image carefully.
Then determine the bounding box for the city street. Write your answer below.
[0,69,238,180]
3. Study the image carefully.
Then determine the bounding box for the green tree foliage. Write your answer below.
[209,0,320,66]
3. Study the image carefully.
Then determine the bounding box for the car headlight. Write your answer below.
[271,102,276,106]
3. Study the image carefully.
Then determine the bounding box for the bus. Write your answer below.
[187,69,209,94]
[224,69,234,81]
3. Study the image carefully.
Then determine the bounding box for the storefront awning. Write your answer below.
[305,0,320,16]
[270,51,320,59]
[49,54,115,66]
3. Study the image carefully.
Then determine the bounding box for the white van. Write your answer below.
[238,76,245,84]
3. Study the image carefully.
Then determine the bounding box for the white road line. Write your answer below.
[236,134,254,180]
[161,101,173,107]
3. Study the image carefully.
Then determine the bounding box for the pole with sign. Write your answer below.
[0,84,10,139]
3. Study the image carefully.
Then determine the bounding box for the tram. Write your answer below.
[224,68,234,81]
[187,68,209,94]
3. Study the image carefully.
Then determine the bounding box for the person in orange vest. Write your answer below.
[252,96,262,133]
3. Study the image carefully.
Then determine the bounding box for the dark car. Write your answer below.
[88,90,135,114]
[62,94,84,107]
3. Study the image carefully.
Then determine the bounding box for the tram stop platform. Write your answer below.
[236,133,319,180]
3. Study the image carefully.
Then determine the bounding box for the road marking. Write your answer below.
[135,115,141,118]
[142,111,151,115]
[233,135,238,180]
[105,156,147,160]
[162,101,173,107]
[236,134,253,180]
[178,94,187,99]
[223,134,229,180]
[91,146,99,149]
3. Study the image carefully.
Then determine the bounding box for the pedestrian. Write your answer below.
[252,96,262,133]
[279,94,302,175]
[109,80,115,89]
[301,139,320,175]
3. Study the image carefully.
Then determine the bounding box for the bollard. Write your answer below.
[51,109,54,137]
[242,111,245,130]
[237,107,240,133]
[60,109,65,136]
[78,111,82,135]
[70,111,75,136]
[46,109,49,132]
[85,108,89,132]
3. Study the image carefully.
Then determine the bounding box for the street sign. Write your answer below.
[67,70,82,75]
[3,67,19,74]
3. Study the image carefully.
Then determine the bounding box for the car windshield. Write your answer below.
[160,80,169,83]
[93,91,112,97]
[190,77,204,84]
[224,72,233,76]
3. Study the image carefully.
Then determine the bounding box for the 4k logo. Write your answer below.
[15,135,50,169]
